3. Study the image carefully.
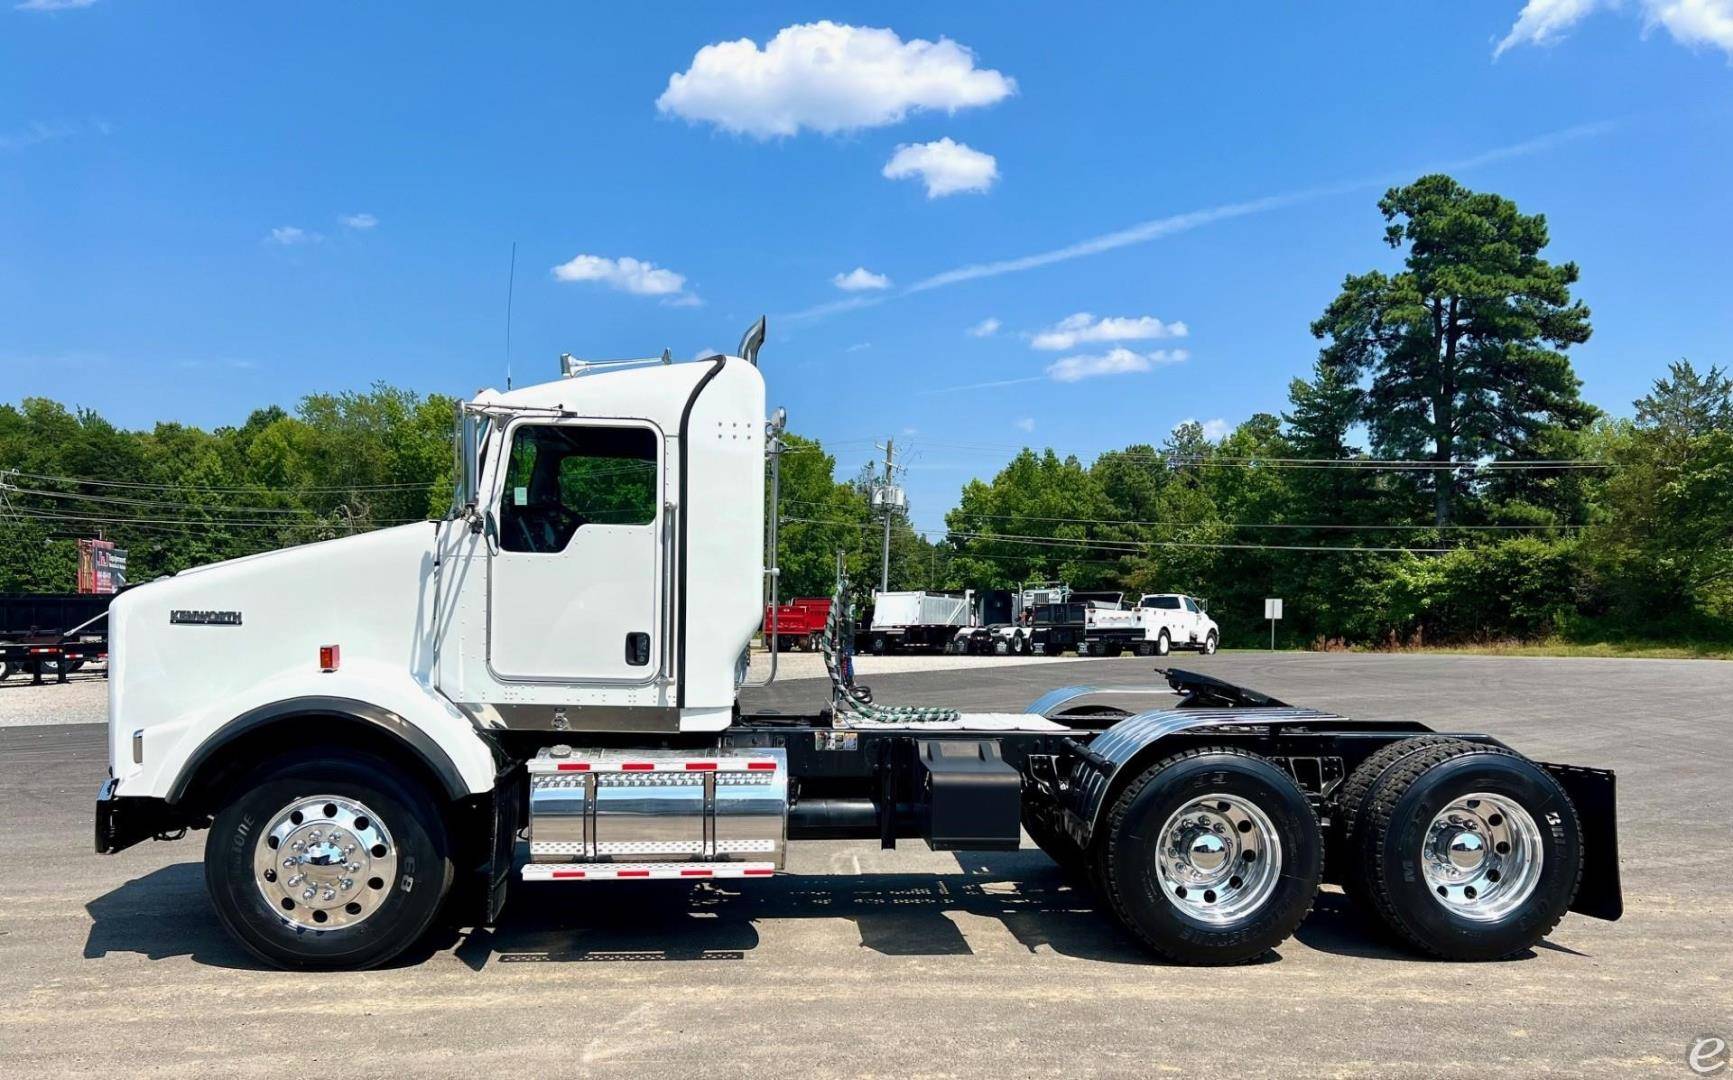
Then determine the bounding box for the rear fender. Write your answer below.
[1059,704,1345,846]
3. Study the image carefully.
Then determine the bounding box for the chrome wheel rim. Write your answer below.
[1155,793,1283,924]
[253,795,398,931]
[1421,792,1543,922]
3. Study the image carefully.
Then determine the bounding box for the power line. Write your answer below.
[781,497,1584,533]
[900,440,1613,470]
[4,469,445,495]
[779,516,1452,555]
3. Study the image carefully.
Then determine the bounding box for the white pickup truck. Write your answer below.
[1084,593,1219,656]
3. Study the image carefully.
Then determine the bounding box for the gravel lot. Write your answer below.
[0,669,108,728]
[1,652,1728,1077]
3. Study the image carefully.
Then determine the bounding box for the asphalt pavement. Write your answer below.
[1,652,1728,1077]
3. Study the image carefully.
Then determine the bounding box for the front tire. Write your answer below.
[1352,742,1582,961]
[1202,631,1218,655]
[1097,747,1323,965]
[204,749,454,971]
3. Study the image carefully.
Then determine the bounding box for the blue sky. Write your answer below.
[3,3,1731,533]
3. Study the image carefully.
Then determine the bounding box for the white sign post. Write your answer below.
[1264,598,1283,651]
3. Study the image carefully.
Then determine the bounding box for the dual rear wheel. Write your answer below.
[1083,741,1582,964]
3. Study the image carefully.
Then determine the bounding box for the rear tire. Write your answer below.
[1352,742,1582,960]
[869,634,888,655]
[1097,746,1323,965]
[1154,630,1171,657]
[1335,735,1472,902]
[204,749,453,971]
[1023,805,1086,874]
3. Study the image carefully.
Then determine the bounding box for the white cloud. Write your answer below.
[1179,417,1232,441]
[656,21,1014,138]
[846,342,872,352]
[339,212,378,230]
[1045,347,1188,383]
[1495,0,1733,57]
[551,253,697,304]
[1014,417,1036,433]
[902,122,1612,297]
[0,118,108,151]
[267,226,318,246]
[883,138,998,197]
[14,0,99,10]
[966,317,1001,337]
[832,266,891,291]
[1030,312,1189,351]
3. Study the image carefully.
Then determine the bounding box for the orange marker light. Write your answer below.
[319,645,340,673]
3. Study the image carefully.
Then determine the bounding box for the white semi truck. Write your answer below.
[95,321,1621,970]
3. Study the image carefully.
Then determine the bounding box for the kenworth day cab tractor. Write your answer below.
[95,321,1621,970]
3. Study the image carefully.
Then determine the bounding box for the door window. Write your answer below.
[498,424,658,553]
[1183,597,1199,613]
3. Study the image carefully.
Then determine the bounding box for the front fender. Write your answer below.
[122,662,500,802]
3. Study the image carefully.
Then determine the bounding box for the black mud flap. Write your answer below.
[1543,762,1622,921]
[480,771,522,927]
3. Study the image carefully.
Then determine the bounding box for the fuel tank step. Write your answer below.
[526,748,789,868]
[522,861,777,882]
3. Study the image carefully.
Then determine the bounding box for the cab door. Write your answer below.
[487,418,667,683]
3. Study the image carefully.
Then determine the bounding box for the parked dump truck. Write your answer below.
[763,597,831,652]
[1,591,113,683]
[95,320,1621,971]
[861,589,972,654]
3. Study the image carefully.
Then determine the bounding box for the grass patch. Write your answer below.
[1397,640,1731,660]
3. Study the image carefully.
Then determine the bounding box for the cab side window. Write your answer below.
[499,424,658,554]
[1183,597,1199,613]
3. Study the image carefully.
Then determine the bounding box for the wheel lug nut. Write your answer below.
[321,888,336,901]
[302,887,316,901]
[347,862,361,873]
[287,874,304,887]
[339,878,353,891]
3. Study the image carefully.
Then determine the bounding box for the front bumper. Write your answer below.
[95,779,187,854]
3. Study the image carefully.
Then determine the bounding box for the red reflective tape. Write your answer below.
[556,762,590,772]
[550,870,586,879]
[679,869,713,877]
[743,869,774,876]
[746,761,776,771]
[684,762,718,771]
[621,763,654,772]
[616,869,650,878]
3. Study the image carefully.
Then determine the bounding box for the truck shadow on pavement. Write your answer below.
[83,855,1544,971]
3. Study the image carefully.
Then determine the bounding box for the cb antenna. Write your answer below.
[504,240,517,390]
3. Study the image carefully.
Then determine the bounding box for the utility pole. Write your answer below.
[878,438,895,593]
[866,436,908,596]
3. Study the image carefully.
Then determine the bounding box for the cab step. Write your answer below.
[521,861,777,882]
